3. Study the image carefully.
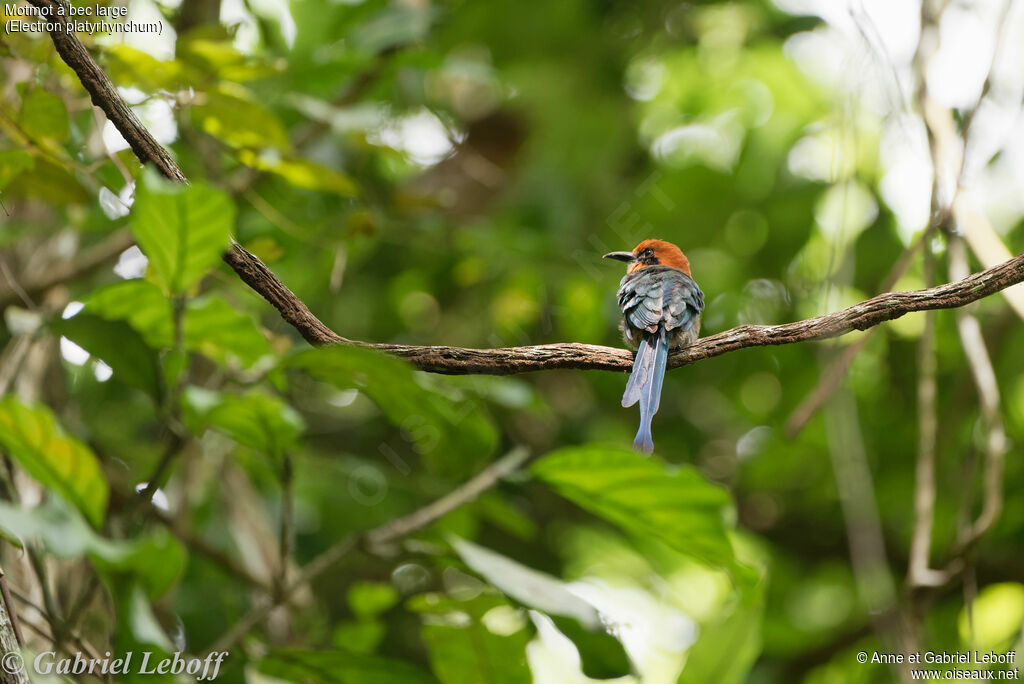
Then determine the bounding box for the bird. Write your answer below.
[604,239,705,454]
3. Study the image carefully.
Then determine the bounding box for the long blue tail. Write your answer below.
[621,328,669,454]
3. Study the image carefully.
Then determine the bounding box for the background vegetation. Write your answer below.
[0,0,1022,682]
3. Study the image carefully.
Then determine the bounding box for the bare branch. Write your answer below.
[230,244,1024,374]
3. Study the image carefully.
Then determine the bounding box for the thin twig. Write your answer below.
[207,447,531,655]
[907,250,946,588]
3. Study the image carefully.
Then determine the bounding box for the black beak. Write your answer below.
[603,251,636,263]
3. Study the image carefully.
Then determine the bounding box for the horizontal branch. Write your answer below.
[34,8,1024,377]
[227,244,1024,375]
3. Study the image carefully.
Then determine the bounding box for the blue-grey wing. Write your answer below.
[618,266,704,340]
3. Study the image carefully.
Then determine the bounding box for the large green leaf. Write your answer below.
[291,347,497,476]
[85,281,274,368]
[183,388,304,459]
[532,446,734,567]
[408,591,531,684]
[0,497,183,597]
[259,649,434,684]
[191,84,290,150]
[0,397,108,527]
[20,88,69,142]
[130,168,235,296]
[51,312,163,400]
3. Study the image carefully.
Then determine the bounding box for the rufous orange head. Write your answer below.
[603,239,692,275]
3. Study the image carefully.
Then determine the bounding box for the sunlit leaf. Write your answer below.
[678,562,765,684]
[958,583,1024,652]
[101,44,190,91]
[532,446,734,567]
[238,150,358,196]
[0,397,108,527]
[131,168,234,296]
[409,591,531,684]
[191,84,289,150]
[451,537,600,630]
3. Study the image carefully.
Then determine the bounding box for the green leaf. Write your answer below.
[678,564,765,684]
[238,150,358,196]
[101,45,190,91]
[6,157,89,204]
[20,88,69,142]
[348,581,399,618]
[183,388,304,459]
[86,282,274,368]
[958,583,1024,651]
[259,649,434,684]
[450,537,599,629]
[332,620,386,655]
[51,312,163,400]
[130,168,234,296]
[0,397,108,527]
[0,149,34,191]
[409,591,531,684]
[191,84,290,150]
[291,347,498,476]
[0,497,184,597]
[184,295,274,368]
[86,280,174,348]
[532,446,734,567]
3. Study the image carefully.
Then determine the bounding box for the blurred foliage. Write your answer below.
[0,0,1022,682]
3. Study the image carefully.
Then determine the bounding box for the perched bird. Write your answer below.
[604,239,705,453]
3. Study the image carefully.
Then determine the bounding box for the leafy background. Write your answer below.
[0,0,1022,682]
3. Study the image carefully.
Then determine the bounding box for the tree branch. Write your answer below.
[30,3,1024,377]
[26,0,186,184]
[229,244,1024,374]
